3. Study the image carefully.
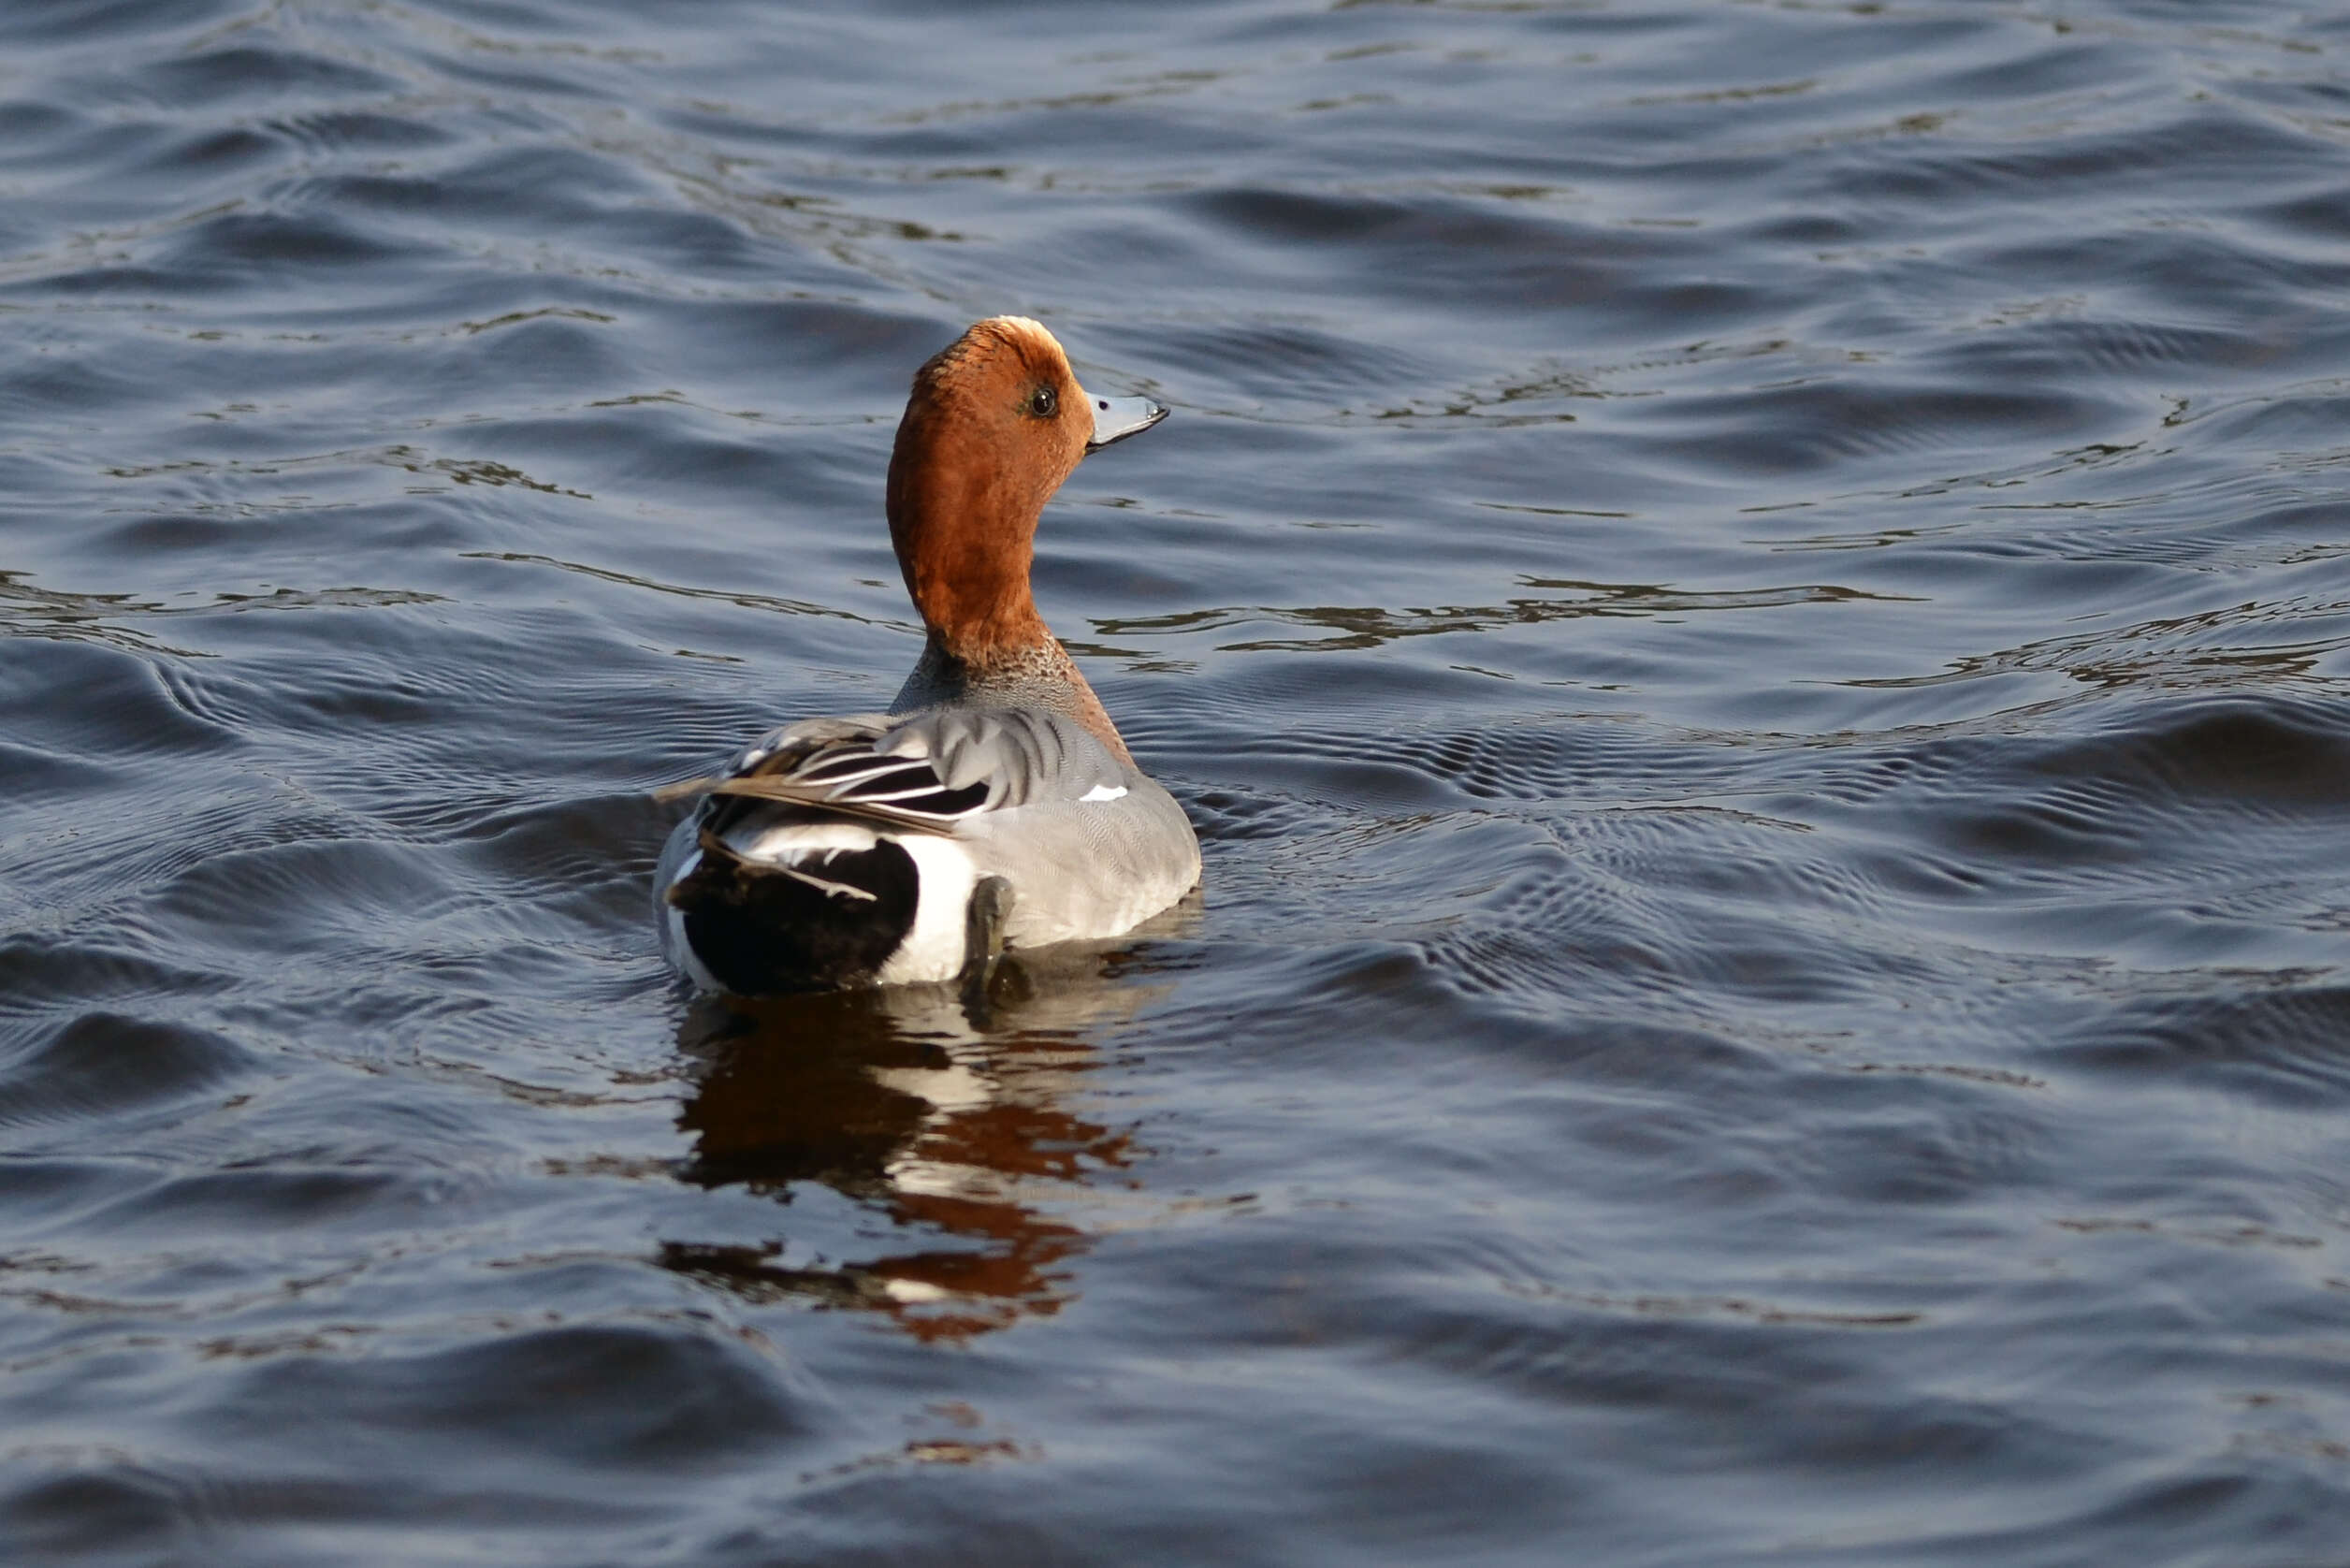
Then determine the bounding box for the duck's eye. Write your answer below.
[1027,385,1058,418]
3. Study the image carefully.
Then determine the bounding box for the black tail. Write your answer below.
[668,830,920,995]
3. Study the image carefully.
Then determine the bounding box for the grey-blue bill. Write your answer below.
[1085,391,1166,450]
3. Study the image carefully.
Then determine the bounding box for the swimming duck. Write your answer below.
[654,316,1199,995]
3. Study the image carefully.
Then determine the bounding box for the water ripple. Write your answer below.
[3,0,2348,1563]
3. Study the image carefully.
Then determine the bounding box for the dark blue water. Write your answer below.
[5,1,2350,1562]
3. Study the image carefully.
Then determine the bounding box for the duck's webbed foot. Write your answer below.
[958,875,1012,1007]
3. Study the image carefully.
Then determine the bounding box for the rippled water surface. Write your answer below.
[6,0,2350,1561]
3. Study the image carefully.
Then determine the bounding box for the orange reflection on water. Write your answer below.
[664,943,1176,1343]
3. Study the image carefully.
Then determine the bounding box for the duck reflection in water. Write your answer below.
[660,921,1192,1343]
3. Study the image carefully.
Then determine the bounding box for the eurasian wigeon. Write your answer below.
[654,316,1199,995]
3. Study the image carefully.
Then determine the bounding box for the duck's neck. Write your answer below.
[894,537,1052,662]
[887,417,1057,662]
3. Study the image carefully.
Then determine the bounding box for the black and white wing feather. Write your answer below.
[660,707,1128,833]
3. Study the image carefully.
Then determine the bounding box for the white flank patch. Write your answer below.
[874,834,979,985]
[1080,783,1128,803]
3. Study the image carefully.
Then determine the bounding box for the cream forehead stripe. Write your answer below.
[972,315,1067,365]
[988,315,1055,344]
